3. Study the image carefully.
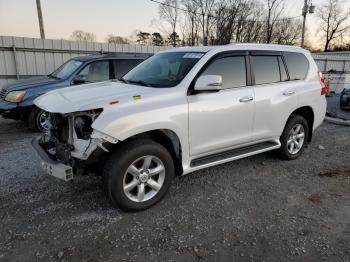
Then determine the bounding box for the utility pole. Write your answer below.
[191,16,194,46]
[36,0,45,39]
[301,0,315,48]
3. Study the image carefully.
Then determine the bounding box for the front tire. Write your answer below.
[28,107,51,131]
[103,139,175,211]
[277,115,309,160]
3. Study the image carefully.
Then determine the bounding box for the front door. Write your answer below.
[188,55,255,157]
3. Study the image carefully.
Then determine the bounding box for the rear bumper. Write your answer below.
[31,137,73,181]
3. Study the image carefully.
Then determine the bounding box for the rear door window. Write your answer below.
[252,56,280,85]
[200,56,246,89]
[283,52,309,80]
[114,59,142,79]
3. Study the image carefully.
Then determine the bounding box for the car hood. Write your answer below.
[34,80,162,114]
[2,76,59,91]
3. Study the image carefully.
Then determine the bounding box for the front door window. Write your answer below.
[78,61,110,82]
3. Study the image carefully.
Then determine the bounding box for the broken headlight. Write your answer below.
[74,116,93,140]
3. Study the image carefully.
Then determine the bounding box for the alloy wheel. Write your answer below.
[287,124,305,155]
[122,155,166,203]
[38,111,51,131]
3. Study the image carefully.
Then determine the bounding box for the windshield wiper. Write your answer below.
[128,80,155,87]
[119,77,130,84]
[48,74,60,80]
[119,78,157,87]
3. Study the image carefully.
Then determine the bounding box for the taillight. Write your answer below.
[318,71,327,95]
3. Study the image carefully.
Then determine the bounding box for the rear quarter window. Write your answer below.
[283,52,309,80]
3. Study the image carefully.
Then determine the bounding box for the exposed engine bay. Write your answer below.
[39,109,118,172]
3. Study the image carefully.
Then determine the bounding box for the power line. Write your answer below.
[149,0,302,22]
[150,0,191,14]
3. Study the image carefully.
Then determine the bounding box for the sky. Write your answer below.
[0,0,349,47]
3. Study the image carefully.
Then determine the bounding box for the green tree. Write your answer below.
[152,32,164,46]
[136,32,151,45]
[167,32,181,46]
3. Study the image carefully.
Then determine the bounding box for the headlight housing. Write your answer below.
[5,91,26,103]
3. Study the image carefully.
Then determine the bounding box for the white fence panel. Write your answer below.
[345,62,350,71]
[0,36,172,89]
[4,51,16,75]
[0,52,7,75]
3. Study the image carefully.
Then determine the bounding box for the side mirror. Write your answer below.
[194,75,223,91]
[72,75,86,85]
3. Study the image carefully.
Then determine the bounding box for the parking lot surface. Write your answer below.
[0,117,349,262]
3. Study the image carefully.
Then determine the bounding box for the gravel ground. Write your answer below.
[0,117,349,262]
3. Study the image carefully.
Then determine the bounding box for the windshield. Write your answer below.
[122,52,204,87]
[50,59,83,79]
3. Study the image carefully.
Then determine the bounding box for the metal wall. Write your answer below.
[312,53,350,73]
[0,36,171,89]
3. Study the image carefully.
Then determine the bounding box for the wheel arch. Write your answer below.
[114,129,184,176]
[289,106,314,142]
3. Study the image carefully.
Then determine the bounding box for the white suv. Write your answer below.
[32,44,327,211]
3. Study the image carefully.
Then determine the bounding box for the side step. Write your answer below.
[190,141,280,168]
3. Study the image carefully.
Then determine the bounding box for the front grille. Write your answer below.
[0,88,7,100]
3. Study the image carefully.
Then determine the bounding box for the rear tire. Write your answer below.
[277,115,309,160]
[103,139,175,211]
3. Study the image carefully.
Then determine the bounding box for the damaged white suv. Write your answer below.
[32,44,326,211]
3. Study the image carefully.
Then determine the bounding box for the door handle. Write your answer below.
[283,91,295,96]
[239,96,254,103]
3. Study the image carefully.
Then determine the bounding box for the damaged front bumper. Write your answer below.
[31,110,119,181]
[32,130,118,181]
[32,137,74,181]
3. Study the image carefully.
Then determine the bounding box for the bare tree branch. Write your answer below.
[317,0,350,51]
[159,0,180,46]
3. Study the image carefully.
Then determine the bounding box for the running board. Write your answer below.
[190,141,280,168]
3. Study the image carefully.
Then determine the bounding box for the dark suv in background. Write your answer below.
[340,86,350,110]
[0,53,151,130]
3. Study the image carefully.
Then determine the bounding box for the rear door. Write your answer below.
[188,52,255,157]
[250,51,298,141]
